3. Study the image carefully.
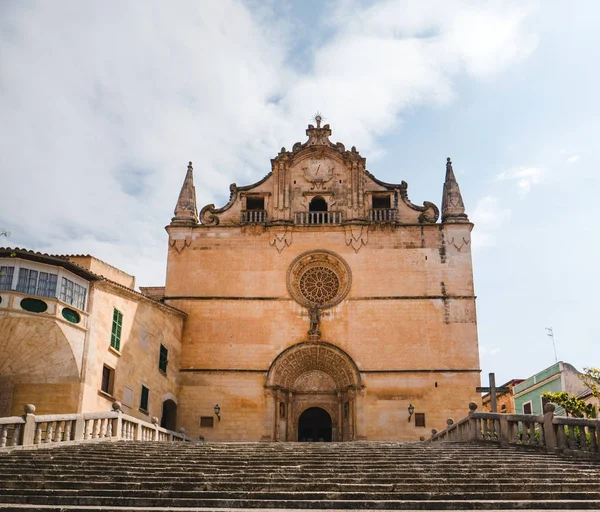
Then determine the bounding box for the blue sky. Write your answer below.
[1,1,598,387]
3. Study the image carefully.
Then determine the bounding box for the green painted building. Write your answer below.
[513,362,586,416]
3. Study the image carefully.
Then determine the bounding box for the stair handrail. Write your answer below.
[428,402,599,459]
[0,402,191,451]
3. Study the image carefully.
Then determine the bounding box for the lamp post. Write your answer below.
[214,404,221,422]
[408,404,415,422]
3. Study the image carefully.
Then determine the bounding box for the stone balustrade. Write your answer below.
[240,209,267,224]
[0,403,189,451]
[429,402,600,459]
[369,208,398,222]
[294,211,343,225]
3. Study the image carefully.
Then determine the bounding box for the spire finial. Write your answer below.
[441,156,469,224]
[171,161,199,226]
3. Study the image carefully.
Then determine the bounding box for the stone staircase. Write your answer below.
[0,441,599,510]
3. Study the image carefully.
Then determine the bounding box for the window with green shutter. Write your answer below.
[110,308,123,351]
[159,344,168,373]
[140,385,149,412]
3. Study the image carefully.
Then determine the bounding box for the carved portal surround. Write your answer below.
[264,250,363,442]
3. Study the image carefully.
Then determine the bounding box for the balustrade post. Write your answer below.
[542,403,557,452]
[21,404,37,446]
[151,416,160,441]
[499,415,509,448]
[112,402,123,440]
[73,413,85,441]
[467,402,478,441]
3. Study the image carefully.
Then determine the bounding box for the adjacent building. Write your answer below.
[512,362,589,416]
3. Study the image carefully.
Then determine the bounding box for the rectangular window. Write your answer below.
[158,344,168,373]
[246,196,265,210]
[200,416,214,427]
[60,277,86,310]
[0,266,14,290]
[16,268,58,298]
[100,365,114,395]
[372,194,391,209]
[140,385,149,412]
[523,401,532,414]
[110,308,123,351]
[414,413,426,427]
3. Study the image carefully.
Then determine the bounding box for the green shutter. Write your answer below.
[140,385,149,411]
[159,344,168,373]
[110,308,123,351]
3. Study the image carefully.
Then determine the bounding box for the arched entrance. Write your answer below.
[160,399,177,431]
[266,342,363,442]
[298,407,332,442]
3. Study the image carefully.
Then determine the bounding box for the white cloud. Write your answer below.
[566,154,580,164]
[0,1,539,286]
[471,196,511,249]
[480,346,501,356]
[496,167,544,196]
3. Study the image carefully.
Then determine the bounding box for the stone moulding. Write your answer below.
[266,341,362,391]
[286,250,352,309]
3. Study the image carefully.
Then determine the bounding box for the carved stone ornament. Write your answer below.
[266,341,362,391]
[302,157,335,190]
[449,236,470,252]
[269,226,293,253]
[344,224,368,253]
[287,250,351,309]
[169,238,191,254]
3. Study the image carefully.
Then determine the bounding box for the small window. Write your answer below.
[20,297,48,313]
[523,401,532,414]
[60,277,86,310]
[159,344,168,373]
[246,196,265,211]
[110,308,123,351]
[200,416,214,428]
[414,413,426,427]
[0,266,15,290]
[372,194,391,209]
[140,385,149,412]
[101,365,115,395]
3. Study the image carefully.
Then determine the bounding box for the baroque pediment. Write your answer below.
[193,118,439,227]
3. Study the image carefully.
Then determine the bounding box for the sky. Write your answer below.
[1,0,598,387]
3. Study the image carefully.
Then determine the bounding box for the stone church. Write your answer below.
[0,118,480,441]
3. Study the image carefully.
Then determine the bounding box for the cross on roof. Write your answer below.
[476,373,510,413]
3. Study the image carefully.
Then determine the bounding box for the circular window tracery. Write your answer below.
[287,250,351,309]
[299,267,340,304]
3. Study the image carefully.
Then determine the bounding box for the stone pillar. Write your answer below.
[337,392,343,442]
[542,403,557,452]
[354,388,367,440]
[262,389,276,441]
[274,389,280,442]
[21,404,36,446]
[287,391,293,442]
[112,402,123,439]
[467,402,478,442]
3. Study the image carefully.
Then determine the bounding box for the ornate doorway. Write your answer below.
[298,407,332,442]
[265,341,363,442]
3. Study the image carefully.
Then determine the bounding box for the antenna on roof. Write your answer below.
[545,327,558,363]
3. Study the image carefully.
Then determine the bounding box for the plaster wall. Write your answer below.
[79,282,185,423]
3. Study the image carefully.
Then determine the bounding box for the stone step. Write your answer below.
[1,481,599,493]
[0,503,600,511]
[3,494,600,509]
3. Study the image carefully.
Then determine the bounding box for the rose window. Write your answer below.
[287,250,351,309]
[299,267,340,304]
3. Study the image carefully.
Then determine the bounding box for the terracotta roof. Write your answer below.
[0,247,185,316]
[0,247,102,281]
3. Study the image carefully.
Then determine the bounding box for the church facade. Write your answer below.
[0,118,480,441]
[167,118,480,441]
